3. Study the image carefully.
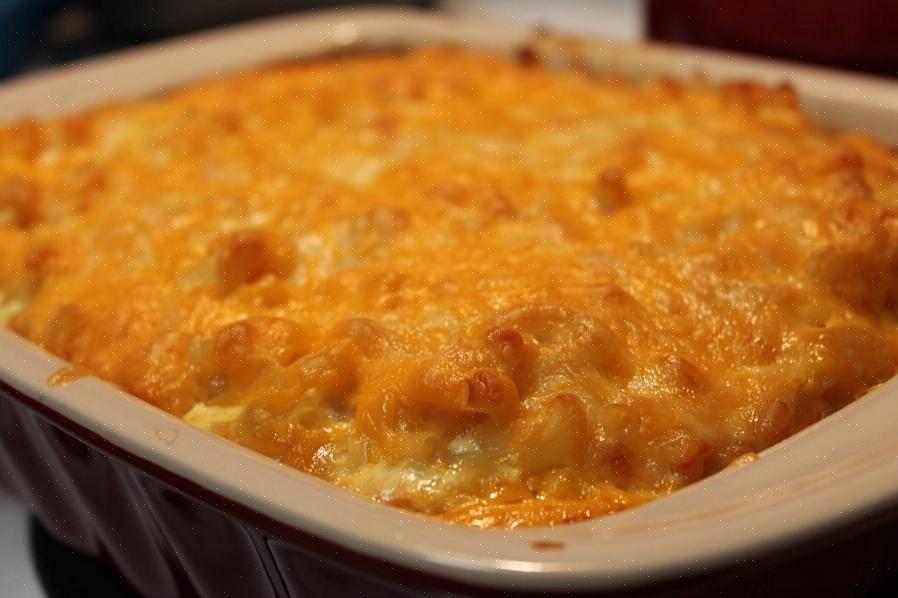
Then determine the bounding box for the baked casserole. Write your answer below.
[1,47,896,528]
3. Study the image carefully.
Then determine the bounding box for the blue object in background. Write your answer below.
[0,0,59,76]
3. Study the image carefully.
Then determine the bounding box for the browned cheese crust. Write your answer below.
[2,48,897,527]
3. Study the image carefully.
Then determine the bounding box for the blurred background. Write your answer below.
[2,0,898,80]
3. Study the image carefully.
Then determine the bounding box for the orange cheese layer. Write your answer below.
[2,48,898,528]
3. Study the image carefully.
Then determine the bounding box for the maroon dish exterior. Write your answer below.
[3,380,898,597]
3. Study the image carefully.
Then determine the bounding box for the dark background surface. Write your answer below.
[6,0,898,80]
[1,0,434,78]
[648,0,898,78]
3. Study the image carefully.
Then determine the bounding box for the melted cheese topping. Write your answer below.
[2,48,898,528]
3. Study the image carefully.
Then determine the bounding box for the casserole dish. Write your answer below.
[3,8,898,596]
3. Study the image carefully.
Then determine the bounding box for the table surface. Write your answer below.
[0,491,42,598]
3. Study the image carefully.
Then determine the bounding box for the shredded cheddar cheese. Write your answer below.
[2,47,898,527]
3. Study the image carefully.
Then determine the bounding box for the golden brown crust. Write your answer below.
[2,47,898,527]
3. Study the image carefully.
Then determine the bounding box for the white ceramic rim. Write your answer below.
[2,8,898,592]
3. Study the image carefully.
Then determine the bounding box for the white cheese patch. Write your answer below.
[448,435,480,456]
[338,461,469,509]
[0,294,24,326]
[183,403,245,431]
[324,155,388,188]
[97,121,140,158]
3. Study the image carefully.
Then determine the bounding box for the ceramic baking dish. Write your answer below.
[3,8,898,597]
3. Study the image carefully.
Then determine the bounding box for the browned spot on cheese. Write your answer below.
[0,178,43,229]
[217,229,297,293]
[593,167,632,214]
